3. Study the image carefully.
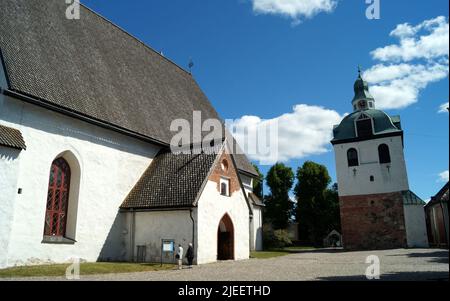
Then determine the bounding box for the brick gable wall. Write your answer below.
[208,152,241,196]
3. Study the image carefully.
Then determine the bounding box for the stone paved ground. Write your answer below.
[4,248,449,281]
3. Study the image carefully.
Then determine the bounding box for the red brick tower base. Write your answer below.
[340,192,408,250]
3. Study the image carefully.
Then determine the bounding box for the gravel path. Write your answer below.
[4,248,448,281]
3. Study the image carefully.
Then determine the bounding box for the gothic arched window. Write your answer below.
[347,148,359,167]
[44,158,71,237]
[378,144,391,164]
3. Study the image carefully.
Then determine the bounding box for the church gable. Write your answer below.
[207,151,242,197]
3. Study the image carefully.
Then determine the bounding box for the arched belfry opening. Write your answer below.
[217,213,234,260]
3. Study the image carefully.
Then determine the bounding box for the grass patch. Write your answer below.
[0,262,175,278]
[250,251,291,259]
[283,246,317,251]
[250,246,318,259]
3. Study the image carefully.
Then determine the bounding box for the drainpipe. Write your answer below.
[130,209,136,262]
[190,208,195,249]
[249,215,254,251]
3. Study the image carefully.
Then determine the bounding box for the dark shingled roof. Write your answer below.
[225,133,258,177]
[0,0,257,176]
[120,148,218,209]
[332,109,402,143]
[0,124,26,150]
[248,193,264,207]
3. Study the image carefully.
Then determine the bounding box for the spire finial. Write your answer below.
[188,57,194,74]
[357,65,362,78]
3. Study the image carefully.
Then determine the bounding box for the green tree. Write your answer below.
[294,161,340,246]
[264,163,295,229]
[251,163,264,199]
[324,183,341,232]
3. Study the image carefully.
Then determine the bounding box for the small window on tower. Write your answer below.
[347,148,359,167]
[378,144,391,164]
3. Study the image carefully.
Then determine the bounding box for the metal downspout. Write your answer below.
[190,208,195,249]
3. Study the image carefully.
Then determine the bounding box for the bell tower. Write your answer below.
[331,68,429,250]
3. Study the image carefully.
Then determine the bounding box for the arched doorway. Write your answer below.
[217,214,234,260]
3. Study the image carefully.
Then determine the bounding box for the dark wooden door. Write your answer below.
[218,232,232,260]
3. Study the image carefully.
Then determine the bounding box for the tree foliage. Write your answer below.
[264,163,295,230]
[251,163,264,199]
[294,161,341,246]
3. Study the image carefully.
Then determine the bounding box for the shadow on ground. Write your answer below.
[279,248,347,254]
[387,250,449,264]
[317,271,449,281]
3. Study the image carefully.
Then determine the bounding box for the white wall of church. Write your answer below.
[124,210,195,264]
[196,180,250,264]
[0,146,22,268]
[404,204,429,248]
[251,206,263,251]
[333,136,409,197]
[0,94,160,268]
[241,174,263,251]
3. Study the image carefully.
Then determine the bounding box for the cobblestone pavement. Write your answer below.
[4,248,449,281]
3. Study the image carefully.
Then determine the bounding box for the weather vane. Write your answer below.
[188,57,194,74]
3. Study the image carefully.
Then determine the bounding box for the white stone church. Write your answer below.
[0,0,264,268]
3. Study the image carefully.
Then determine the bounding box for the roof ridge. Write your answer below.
[79,2,192,77]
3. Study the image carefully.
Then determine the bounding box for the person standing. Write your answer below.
[176,244,184,270]
[186,243,194,268]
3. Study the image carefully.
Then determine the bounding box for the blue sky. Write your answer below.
[81,0,449,200]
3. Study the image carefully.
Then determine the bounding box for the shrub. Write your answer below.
[263,228,292,249]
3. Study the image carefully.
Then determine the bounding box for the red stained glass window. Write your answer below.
[44,158,71,237]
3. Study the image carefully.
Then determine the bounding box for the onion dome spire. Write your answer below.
[352,66,375,111]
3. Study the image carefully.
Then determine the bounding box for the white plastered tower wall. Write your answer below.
[0,94,160,268]
[333,135,409,197]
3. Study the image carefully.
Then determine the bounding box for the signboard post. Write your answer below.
[161,239,175,267]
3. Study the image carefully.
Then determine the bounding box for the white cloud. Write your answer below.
[364,63,448,109]
[438,102,449,113]
[251,0,337,24]
[372,16,449,62]
[364,16,449,110]
[439,170,449,182]
[228,104,343,164]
